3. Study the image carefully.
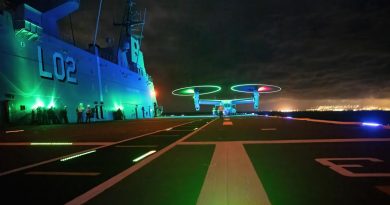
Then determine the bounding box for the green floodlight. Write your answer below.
[172,85,221,96]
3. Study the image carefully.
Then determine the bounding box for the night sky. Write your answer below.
[50,0,390,111]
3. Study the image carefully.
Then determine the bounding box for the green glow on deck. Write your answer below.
[60,150,96,162]
[31,142,73,145]
[133,150,157,162]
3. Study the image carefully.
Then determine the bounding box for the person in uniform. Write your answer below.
[218,105,224,119]
[86,105,92,123]
[60,106,69,124]
[76,103,84,123]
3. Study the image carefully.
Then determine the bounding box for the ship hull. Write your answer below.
[0,12,157,125]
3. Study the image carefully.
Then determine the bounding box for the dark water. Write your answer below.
[259,111,390,125]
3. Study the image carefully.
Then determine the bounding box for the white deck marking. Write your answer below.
[197,142,271,205]
[261,128,277,131]
[149,134,180,137]
[293,118,361,125]
[316,158,390,177]
[180,138,390,145]
[5,129,25,133]
[115,145,158,148]
[0,142,113,146]
[65,119,217,205]
[0,120,197,177]
[25,171,100,176]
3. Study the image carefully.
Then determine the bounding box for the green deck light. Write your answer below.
[133,150,157,162]
[31,142,73,145]
[60,150,96,162]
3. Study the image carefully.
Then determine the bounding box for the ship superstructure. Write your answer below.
[0,0,158,125]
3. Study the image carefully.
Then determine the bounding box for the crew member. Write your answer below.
[86,105,92,123]
[76,103,84,123]
[218,105,224,119]
[60,106,69,124]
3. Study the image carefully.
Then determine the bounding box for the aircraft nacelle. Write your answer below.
[253,91,259,110]
[193,91,200,111]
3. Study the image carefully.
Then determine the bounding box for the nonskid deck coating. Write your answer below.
[0,116,389,204]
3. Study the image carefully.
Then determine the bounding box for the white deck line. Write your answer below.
[115,145,158,148]
[0,120,197,177]
[261,128,277,131]
[196,142,271,205]
[65,119,217,205]
[179,138,390,145]
[0,142,113,146]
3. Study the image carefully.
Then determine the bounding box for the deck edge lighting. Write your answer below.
[362,122,382,127]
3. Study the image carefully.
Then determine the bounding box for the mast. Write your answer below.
[114,0,146,73]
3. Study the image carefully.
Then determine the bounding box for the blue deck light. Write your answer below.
[362,122,382,127]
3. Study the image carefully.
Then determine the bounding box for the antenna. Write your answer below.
[136,8,146,66]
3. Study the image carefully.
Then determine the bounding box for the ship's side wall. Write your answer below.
[0,11,156,125]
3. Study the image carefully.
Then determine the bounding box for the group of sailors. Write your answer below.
[30,102,160,125]
[31,106,68,125]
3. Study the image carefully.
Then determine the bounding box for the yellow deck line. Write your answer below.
[197,142,271,205]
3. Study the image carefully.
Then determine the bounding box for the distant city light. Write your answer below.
[286,116,293,119]
[280,109,297,112]
[133,150,157,162]
[307,105,390,111]
[362,122,382,127]
[60,150,96,161]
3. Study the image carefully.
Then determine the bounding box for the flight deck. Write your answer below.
[0,116,389,205]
